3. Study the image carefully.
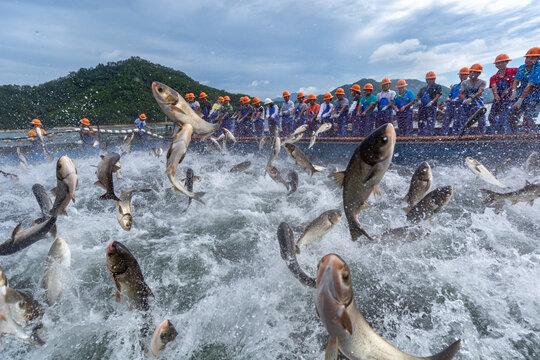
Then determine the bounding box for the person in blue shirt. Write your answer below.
[134,113,152,142]
[330,88,349,137]
[251,97,265,137]
[356,83,377,136]
[508,47,540,134]
[199,92,212,120]
[392,80,416,136]
[440,67,469,136]
[79,118,95,150]
[280,91,295,137]
[416,71,442,136]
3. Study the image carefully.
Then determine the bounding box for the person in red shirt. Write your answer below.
[306,94,321,137]
[488,54,518,134]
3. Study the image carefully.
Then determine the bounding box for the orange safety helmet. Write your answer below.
[244,97,251,103]
[458,67,470,75]
[425,71,436,79]
[381,78,391,85]
[524,47,540,57]
[363,83,374,91]
[494,54,511,63]
[223,96,231,101]
[469,63,483,73]
[80,118,90,126]
[218,96,224,102]
[186,93,195,99]
[335,88,345,95]
[323,92,333,100]
[307,94,317,100]
[139,114,147,120]
[297,92,306,99]
[252,97,261,104]
[30,118,42,126]
[350,84,361,92]
[199,92,208,98]
[396,79,408,87]
[282,91,290,97]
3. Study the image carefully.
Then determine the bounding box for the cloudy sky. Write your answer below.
[1,0,539,98]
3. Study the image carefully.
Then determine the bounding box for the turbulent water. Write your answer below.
[0,144,539,360]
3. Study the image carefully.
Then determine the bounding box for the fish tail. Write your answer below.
[193,192,206,204]
[347,217,374,241]
[426,339,461,360]
[50,224,57,239]
[100,192,121,201]
[480,189,498,205]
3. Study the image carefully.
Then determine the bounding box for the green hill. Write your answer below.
[0,57,248,130]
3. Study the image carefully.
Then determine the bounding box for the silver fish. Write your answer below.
[152,81,220,139]
[481,180,540,206]
[0,217,57,256]
[95,153,121,201]
[268,126,281,166]
[223,128,236,144]
[32,184,57,238]
[283,132,303,144]
[459,107,487,137]
[465,157,508,189]
[308,122,332,149]
[258,136,268,151]
[266,165,289,191]
[150,319,178,357]
[291,124,308,137]
[41,237,71,306]
[284,143,324,176]
[330,124,395,241]
[276,223,315,288]
[35,127,53,161]
[296,210,342,252]
[116,189,151,231]
[287,171,298,195]
[402,161,432,211]
[0,170,19,183]
[50,155,78,216]
[168,172,205,203]
[0,286,39,345]
[316,254,461,360]
[229,161,251,173]
[122,133,134,154]
[526,151,540,176]
[406,186,454,224]
[16,147,28,167]
[166,124,193,176]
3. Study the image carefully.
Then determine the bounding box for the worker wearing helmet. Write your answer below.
[392,80,416,136]
[508,47,540,134]
[330,88,349,137]
[251,98,265,137]
[209,96,224,122]
[185,93,200,112]
[440,68,469,136]
[306,94,321,137]
[79,118,95,149]
[28,118,48,154]
[134,113,152,142]
[265,98,280,136]
[236,97,254,137]
[416,71,442,136]
[280,91,295,137]
[459,64,487,135]
[219,96,234,132]
[376,78,396,128]
[199,92,212,120]
[486,55,517,134]
[292,93,308,130]
[348,84,363,137]
[317,93,334,134]
[356,84,377,136]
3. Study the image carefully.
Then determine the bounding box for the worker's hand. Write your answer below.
[426,100,434,107]
[509,90,518,100]
[513,98,524,109]
[381,105,389,111]
[463,98,472,105]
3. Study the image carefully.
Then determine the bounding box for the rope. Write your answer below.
[1,127,165,143]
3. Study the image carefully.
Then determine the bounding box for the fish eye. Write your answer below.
[381,136,388,143]
[342,271,350,282]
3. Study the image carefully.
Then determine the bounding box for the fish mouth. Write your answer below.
[152,82,179,106]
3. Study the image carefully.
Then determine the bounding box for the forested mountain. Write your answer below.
[0,57,247,129]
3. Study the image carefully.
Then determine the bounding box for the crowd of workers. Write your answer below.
[27,47,539,144]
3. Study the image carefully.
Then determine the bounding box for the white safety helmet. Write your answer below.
[264,98,273,105]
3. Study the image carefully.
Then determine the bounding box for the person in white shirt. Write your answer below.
[280,91,295,137]
[317,93,334,125]
[375,78,396,128]
[265,98,280,135]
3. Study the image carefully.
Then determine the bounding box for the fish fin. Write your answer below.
[4,288,25,303]
[100,155,105,160]
[312,165,326,172]
[115,291,120,302]
[526,180,531,186]
[51,187,58,197]
[94,180,105,189]
[328,171,345,188]
[361,202,371,209]
[363,169,376,184]
[295,245,300,254]
[146,284,154,298]
[339,311,353,335]
[50,224,57,239]
[402,206,411,213]
[480,188,497,205]
[32,220,36,226]
[166,146,173,161]
[529,200,534,206]
[325,337,339,360]
[100,193,121,201]
[193,192,206,204]
[373,185,382,197]
[427,339,461,360]
[118,205,123,214]
[72,195,75,203]
[348,218,374,241]
[402,194,409,202]
[61,209,68,216]
[171,106,187,115]
[193,176,201,182]
[11,223,22,239]
[429,218,435,226]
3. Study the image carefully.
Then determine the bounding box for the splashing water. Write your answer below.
[0,146,539,359]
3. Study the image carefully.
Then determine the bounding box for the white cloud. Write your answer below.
[299,86,317,94]
[100,50,121,61]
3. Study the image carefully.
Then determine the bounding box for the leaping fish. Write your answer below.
[316,254,461,360]
[152,82,221,140]
[308,122,332,149]
[465,157,508,189]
